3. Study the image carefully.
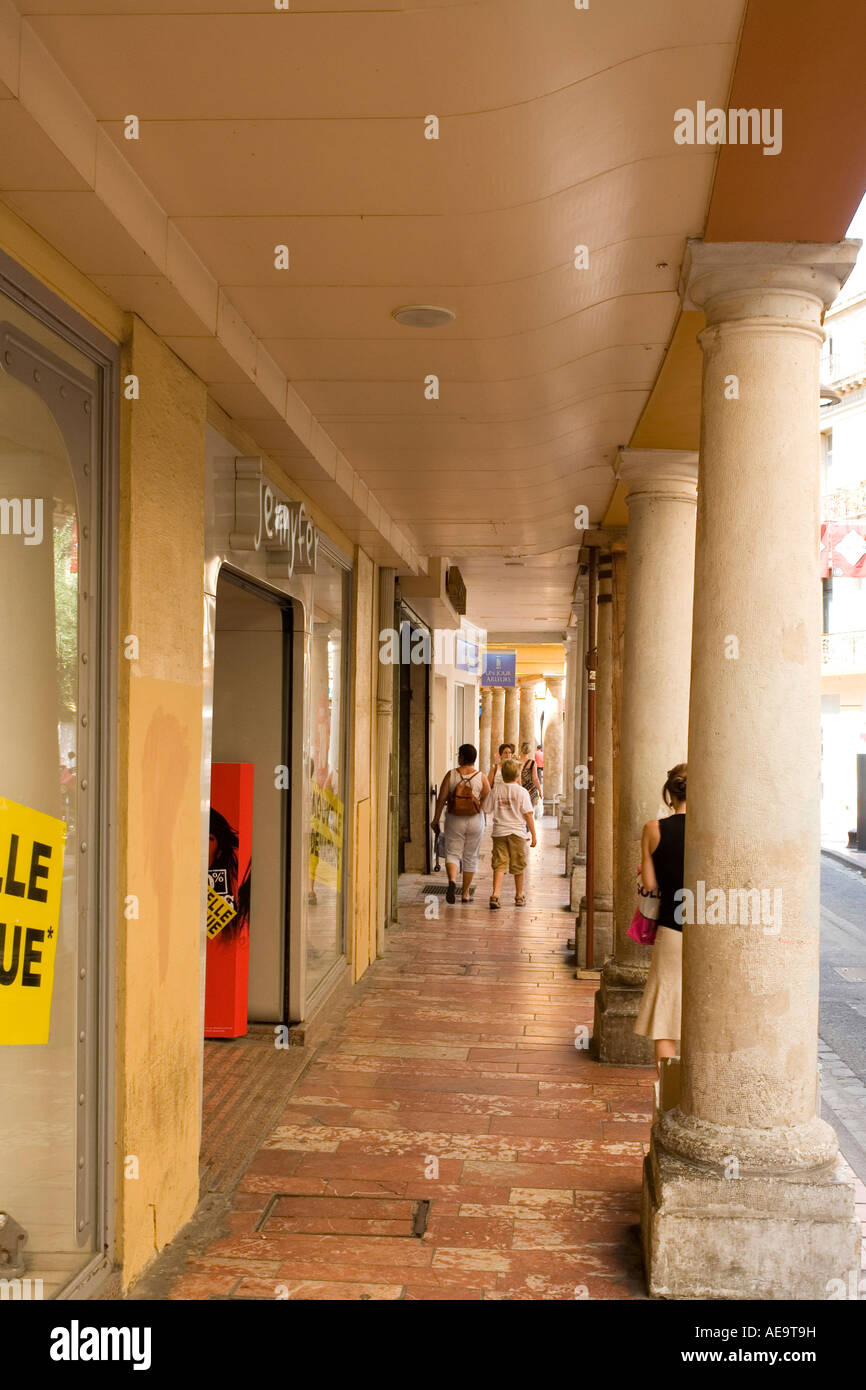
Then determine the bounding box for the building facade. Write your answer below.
[0,217,484,1295]
[820,282,866,845]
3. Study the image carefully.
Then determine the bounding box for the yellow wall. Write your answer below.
[0,197,383,1286]
[488,643,565,680]
[116,317,207,1286]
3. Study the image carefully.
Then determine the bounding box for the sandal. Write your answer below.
[461,895,472,903]
[446,881,457,904]
[489,896,501,910]
[515,896,526,907]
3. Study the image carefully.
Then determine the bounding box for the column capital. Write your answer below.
[681,238,860,322]
[616,448,698,504]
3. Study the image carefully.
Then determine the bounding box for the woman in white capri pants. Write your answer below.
[431,743,490,904]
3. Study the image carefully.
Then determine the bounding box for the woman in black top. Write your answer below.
[634,764,687,1071]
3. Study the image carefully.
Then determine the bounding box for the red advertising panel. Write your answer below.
[204,762,254,1038]
[820,521,866,577]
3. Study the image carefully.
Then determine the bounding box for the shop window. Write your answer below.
[0,285,107,1297]
[307,549,350,991]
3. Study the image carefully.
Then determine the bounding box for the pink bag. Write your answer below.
[627,908,657,946]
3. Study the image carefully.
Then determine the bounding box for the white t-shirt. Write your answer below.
[485,780,533,838]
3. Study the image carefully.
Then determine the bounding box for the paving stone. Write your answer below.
[150,817,865,1302]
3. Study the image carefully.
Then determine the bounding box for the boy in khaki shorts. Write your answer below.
[484,759,537,909]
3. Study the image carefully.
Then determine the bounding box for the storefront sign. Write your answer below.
[456,634,480,673]
[230,456,319,576]
[0,797,66,1045]
[482,650,516,687]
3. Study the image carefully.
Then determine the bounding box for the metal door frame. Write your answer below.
[0,248,119,1296]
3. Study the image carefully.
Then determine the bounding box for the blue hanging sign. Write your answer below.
[482,650,516,687]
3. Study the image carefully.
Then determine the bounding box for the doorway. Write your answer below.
[397,613,430,874]
[210,571,292,1022]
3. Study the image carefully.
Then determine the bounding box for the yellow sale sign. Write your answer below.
[0,797,67,1045]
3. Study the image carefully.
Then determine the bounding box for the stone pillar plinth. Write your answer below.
[642,239,862,1300]
[490,687,505,760]
[503,686,519,751]
[518,676,537,754]
[478,687,493,777]
[593,452,698,1065]
[576,554,613,967]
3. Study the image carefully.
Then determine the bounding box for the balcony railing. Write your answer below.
[822,630,866,670]
[823,481,866,520]
[820,345,866,385]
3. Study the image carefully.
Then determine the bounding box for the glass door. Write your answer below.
[0,291,104,1298]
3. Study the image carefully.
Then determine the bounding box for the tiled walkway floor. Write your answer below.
[166,818,654,1300]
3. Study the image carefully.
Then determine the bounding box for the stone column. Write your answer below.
[518,675,537,756]
[566,603,588,897]
[542,676,564,813]
[503,685,519,751]
[577,553,614,965]
[577,591,590,855]
[592,452,698,1064]
[642,240,862,1300]
[490,686,505,763]
[478,687,493,775]
[560,621,582,847]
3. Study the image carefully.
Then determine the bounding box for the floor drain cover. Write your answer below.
[419,882,476,898]
[255,1194,431,1238]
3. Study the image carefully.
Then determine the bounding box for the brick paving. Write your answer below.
[152,817,866,1300]
[165,817,654,1300]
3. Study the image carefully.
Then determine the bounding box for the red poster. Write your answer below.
[820,521,866,577]
[204,762,254,1038]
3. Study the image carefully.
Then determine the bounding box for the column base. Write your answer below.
[558,809,573,848]
[575,896,613,971]
[569,863,586,914]
[592,958,654,1066]
[642,1136,861,1300]
[565,830,585,877]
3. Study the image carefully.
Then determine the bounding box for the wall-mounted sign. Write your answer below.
[482,650,516,687]
[446,566,467,615]
[456,634,480,674]
[230,456,319,577]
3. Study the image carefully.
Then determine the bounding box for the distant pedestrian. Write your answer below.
[431,743,490,904]
[487,742,515,789]
[535,744,544,783]
[519,741,541,810]
[484,758,537,909]
[634,764,687,1072]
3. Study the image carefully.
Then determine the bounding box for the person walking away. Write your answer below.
[634,764,687,1072]
[485,758,537,909]
[487,742,515,790]
[519,741,541,810]
[534,744,544,785]
[431,743,489,904]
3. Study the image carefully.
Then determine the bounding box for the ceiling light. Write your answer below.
[392,304,456,328]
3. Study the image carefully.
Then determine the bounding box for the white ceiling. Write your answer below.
[0,0,745,631]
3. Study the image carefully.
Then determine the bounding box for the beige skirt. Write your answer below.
[634,926,682,1040]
